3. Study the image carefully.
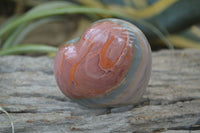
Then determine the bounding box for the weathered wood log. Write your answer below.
[0,49,200,133]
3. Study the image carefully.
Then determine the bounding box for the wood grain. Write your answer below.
[0,49,200,133]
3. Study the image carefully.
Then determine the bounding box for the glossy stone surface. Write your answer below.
[54,19,152,107]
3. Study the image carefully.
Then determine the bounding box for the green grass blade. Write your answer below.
[0,44,58,56]
[1,1,75,49]
[27,1,75,14]
[0,107,14,133]
[26,1,98,20]
[136,19,174,49]
[5,17,64,49]
[0,7,129,38]
[0,15,18,29]
[2,23,28,49]
[0,16,19,47]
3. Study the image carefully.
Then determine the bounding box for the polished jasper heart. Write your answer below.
[54,19,152,108]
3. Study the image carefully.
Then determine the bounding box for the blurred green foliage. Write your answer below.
[0,0,200,56]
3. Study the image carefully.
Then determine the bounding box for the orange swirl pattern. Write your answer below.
[55,21,134,98]
[54,19,152,107]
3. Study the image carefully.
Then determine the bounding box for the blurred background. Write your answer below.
[0,0,200,56]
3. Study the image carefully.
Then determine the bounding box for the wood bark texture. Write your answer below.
[0,49,200,133]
